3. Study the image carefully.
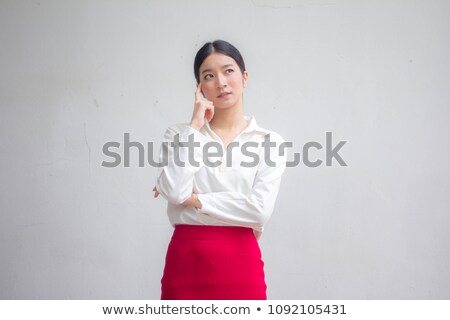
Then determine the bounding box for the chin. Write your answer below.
[214,103,235,110]
[214,98,238,108]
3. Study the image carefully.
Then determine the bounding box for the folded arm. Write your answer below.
[155,124,208,204]
[196,133,287,233]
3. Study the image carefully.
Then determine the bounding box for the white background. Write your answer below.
[1,0,449,299]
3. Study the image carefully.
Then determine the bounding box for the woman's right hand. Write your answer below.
[189,82,214,131]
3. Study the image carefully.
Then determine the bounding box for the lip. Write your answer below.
[217,92,231,98]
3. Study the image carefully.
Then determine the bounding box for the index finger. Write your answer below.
[195,82,203,100]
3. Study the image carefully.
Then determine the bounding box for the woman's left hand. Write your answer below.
[153,186,160,198]
[182,193,202,209]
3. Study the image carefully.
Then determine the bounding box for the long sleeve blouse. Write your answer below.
[155,115,287,239]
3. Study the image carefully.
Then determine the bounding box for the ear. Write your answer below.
[242,70,249,88]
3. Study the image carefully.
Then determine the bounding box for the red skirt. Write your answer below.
[160,224,267,300]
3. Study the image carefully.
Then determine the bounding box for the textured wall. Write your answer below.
[1,0,449,299]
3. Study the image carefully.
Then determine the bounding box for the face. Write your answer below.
[198,52,248,109]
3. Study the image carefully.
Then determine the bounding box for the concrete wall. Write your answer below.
[1,0,449,299]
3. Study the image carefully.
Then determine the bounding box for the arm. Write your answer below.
[155,124,208,204]
[155,83,215,204]
[195,134,287,232]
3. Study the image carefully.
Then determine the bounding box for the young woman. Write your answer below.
[153,40,287,300]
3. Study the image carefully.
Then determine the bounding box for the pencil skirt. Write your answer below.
[160,224,267,300]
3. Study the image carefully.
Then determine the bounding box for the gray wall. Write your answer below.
[1,0,449,299]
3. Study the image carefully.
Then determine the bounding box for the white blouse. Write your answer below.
[154,115,287,240]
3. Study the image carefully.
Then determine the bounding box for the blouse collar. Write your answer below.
[203,115,270,136]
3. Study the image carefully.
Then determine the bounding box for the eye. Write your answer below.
[225,68,234,74]
[204,74,213,80]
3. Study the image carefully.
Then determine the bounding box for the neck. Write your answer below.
[209,102,247,132]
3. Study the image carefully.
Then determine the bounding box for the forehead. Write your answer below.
[199,52,237,71]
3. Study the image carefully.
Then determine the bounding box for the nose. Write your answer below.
[216,73,227,89]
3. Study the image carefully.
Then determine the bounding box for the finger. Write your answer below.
[205,106,214,122]
[195,82,202,100]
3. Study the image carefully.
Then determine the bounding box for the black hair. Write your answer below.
[194,40,246,84]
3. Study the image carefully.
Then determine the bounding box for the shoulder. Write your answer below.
[266,130,285,143]
[165,122,190,133]
[256,125,286,145]
[162,122,190,138]
[251,116,286,144]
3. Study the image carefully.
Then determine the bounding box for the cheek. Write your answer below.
[201,82,215,95]
[229,75,244,88]
[233,81,244,91]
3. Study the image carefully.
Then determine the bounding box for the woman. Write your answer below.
[153,40,287,300]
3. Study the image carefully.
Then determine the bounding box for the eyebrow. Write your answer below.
[201,64,234,75]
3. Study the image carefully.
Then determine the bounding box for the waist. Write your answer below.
[172,224,254,240]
